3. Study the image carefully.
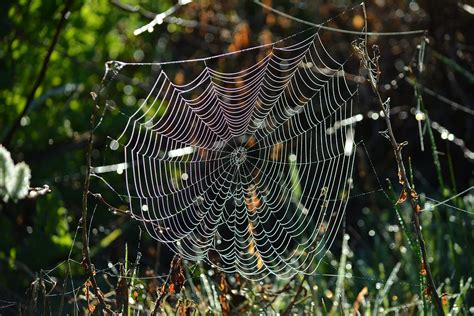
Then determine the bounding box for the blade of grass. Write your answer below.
[331,234,349,314]
[412,77,446,194]
[373,262,401,314]
[452,277,471,314]
[432,51,474,84]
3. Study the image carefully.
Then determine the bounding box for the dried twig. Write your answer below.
[81,77,116,315]
[151,255,185,316]
[110,0,222,34]
[355,5,444,314]
[27,185,51,199]
[115,263,128,313]
[89,192,130,216]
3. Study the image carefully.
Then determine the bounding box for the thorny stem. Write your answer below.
[358,4,443,315]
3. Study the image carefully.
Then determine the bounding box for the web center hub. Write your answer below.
[231,147,247,166]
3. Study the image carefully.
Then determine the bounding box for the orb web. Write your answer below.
[98,21,361,280]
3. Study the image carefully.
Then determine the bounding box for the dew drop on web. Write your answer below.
[110,139,119,150]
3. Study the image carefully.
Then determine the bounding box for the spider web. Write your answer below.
[93,11,362,281]
[3,3,474,315]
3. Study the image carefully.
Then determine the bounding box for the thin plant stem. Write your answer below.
[80,72,115,314]
[413,78,446,193]
[357,4,444,314]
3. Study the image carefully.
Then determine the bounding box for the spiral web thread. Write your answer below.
[97,13,363,280]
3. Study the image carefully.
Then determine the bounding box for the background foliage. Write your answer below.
[0,0,473,314]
